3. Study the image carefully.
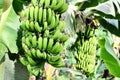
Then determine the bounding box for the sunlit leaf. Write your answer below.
[98,37,120,77]
[0,5,20,53]
[92,0,120,19]
[94,1,115,17]
[97,18,120,37]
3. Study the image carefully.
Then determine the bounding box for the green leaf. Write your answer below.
[0,54,29,80]
[76,0,108,10]
[93,1,115,17]
[97,18,120,37]
[2,0,13,12]
[0,0,3,9]
[0,42,7,61]
[92,0,120,19]
[14,60,29,80]
[0,54,14,80]
[0,5,20,53]
[4,54,15,80]
[98,37,120,77]
[112,0,120,18]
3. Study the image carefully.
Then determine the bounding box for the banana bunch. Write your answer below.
[19,0,69,76]
[75,37,97,74]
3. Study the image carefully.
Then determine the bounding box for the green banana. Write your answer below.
[53,29,61,40]
[59,33,69,42]
[27,56,36,65]
[49,15,55,29]
[47,55,64,66]
[42,52,47,59]
[31,67,40,76]
[21,20,26,30]
[25,37,31,47]
[31,48,37,57]
[47,59,56,65]
[58,3,68,14]
[25,8,30,19]
[55,44,63,53]
[27,64,32,72]
[51,57,65,67]
[38,37,42,50]
[35,22,42,32]
[32,35,37,47]
[38,7,43,24]
[20,10,25,18]
[47,38,54,51]
[43,8,47,22]
[19,57,28,66]
[29,21,35,31]
[52,0,64,11]
[43,21,48,30]
[31,0,37,6]
[44,30,49,37]
[26,50,33,57]
[30,6,34,20]
[39,0,45,7]
[47,8,52,24]
[25,20,30,30]
[48,54,61,62]
[42,37,47,51]
[22,43,29,52]
[36,49,43,58]
[28,34,33,42]
[53,60,65,67]
[45,0,50,8]
[89,30,94,37]
[55,14,60,26]
[22,36,26,42]
[57,21,66,32]
[51,42,61,55]
[50,0,57,9]
[34,6,39,21]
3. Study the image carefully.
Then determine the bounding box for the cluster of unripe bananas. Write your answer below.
[19,0,69,76]
[73,16,97,74]
[75,36,97,74]
[71,5,98,74]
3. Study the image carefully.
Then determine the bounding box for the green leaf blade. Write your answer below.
[98,38,120,77]
[0,5,20,53]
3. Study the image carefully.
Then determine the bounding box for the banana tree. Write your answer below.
[0,0,120,80]
[66,0,120,79]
